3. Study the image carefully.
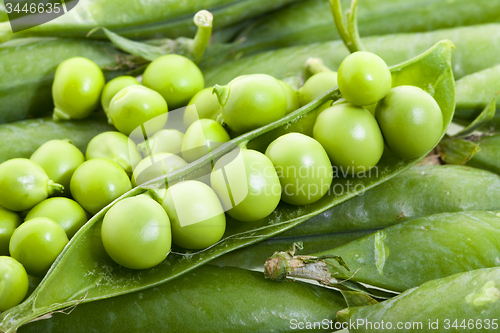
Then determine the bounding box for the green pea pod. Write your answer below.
[0,0,300,41]
[17,265,345,333]
[338,267,500,332]
[203,24,500,84]
[0,3,6,22]
[265,211,500,293]
[214,165,500,269]
[212,230,374,270]
[0,41,455,332]
[0,38,128,124]
[0,115,114,163]
[221,0,500,61]
[466,135,500,174]
[280,165,500,237]
[454,65,500,125]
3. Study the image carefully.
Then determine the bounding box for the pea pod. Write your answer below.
[466,135,500,174]
[203,24,500,84]
[214,165,500,269]
[454,65,500,125]
[338,267,500,333]
[280,165,500,237]
[18,265,345,333]
[0,0,300,41]
[0,3,6,22]
[0,115,114,163]
[265,211,500,293]
[222,0,500,61]
[0,41,455,332]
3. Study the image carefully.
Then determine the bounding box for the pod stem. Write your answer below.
[188,10,214,63]
[329,0,365,53]
[47,180,64,195]
[305,58,332,76]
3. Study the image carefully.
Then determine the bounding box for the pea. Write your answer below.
[183,87,222,129]
[0,158,63,212]
[108,85,168,138]
[101,76,140,123]
[70,159,132,215]
[137,129,184,156]
[132,153,187,187]
[101,196,171,270]
[278,80,300,114]
[211,149,281,222]
[337,51,391,106]
[265,133,333,205]
[143,54,204,110]
[0,206,21,256]
[30,139,85,196]
[298,71,338,106]
[86,131,142,176]
[52,57,105,121]
[159,181,226,250]
[26,198,87,239]
[181,119,230,163]
[9,217,68,277]
[0,256,28,312]
[213,74,287,133]
[376,85,443,159]
[313,103,384,174]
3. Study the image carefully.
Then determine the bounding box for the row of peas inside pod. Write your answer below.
[0,47,445,313]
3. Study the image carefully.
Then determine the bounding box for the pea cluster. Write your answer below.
[0,50,443,312]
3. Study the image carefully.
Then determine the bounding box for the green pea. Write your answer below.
[86,131,142,176]
[181,119,230,163]
[298,71,338,106]
[376,85,443,159]
[0,158,63,212]
[132,153,187,187]
[52,57,105,121]
[265,133,333,206]
[143,54,204,110]
[137,129,184,156]
[26,198,87,239]
[159,181,226,250]
[9,217,68,277]
[101,76,140,123]
[337,51,391,106]
[213,74,287,133]
[278,80,300,114]
[0,256,28,312]
[0,206,21,256]
[70,159,132,215]
[101,196,171,270]
[313,103,384,174]
[211,149,281,222]
[30,139,85,196]
[108,85,168,138]
[183,87,222,129]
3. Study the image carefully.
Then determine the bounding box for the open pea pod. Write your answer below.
[338,267,500,333]
[0,40,455,332]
